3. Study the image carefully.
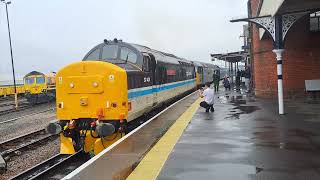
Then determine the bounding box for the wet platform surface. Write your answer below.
[158,90,320,180]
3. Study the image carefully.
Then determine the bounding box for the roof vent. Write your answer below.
[104,39,109,44]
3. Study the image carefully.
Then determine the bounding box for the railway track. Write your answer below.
[10,151,89,180]
[0,96,14,102]
[0,129,58,163]
[0,108,55,125]
[0,103,32,116]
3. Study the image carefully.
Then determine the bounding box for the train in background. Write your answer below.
[23,71,56,104]
[194,61,220,88]
[47,39,219,155]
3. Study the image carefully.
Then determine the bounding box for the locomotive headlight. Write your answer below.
[92,82,99,87]
[69,83,75,88]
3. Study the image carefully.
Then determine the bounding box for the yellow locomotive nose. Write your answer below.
[56,61,128,121]
[54,61,128,154]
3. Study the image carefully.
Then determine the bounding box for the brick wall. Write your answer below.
[249,0,320,98]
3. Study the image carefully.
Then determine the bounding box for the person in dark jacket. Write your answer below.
[223,76,231,91]
[212,71,220,92]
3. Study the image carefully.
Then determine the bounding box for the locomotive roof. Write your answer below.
[24,71,45,78]
[90,40,218,68]
[103,40,193,65]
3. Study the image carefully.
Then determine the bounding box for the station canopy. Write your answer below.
[211,51,249,63]
[259,0,320,17]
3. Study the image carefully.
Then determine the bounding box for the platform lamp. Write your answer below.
[1,0,18,109]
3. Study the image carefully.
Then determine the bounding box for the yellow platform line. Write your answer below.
[127,98,201,180]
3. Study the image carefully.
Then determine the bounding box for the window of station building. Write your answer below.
[85,48,100,60]
[120,47,137,64]
[310,11,320,32]
[101,45,118,60]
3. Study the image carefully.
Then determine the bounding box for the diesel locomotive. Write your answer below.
[47,39,219,155]
[24,71,56,104]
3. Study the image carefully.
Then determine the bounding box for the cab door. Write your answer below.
[142,53,156,107]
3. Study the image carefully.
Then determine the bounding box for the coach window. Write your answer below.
[143,56,150,72]
[120,47,137,64]
[310,11,320,32]
[85,48,101,60]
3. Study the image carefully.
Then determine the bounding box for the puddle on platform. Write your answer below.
[225,105,260,119]
[234,106,261,114]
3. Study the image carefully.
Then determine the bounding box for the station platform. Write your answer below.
[128,90,320,180]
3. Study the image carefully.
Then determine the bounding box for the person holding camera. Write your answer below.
[199,82,215,113]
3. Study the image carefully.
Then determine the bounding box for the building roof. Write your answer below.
[211,51,249,63]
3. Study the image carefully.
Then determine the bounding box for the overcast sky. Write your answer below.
[0,0,247,80]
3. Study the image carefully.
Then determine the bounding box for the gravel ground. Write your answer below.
[0,110,56,142]
[0,100,60,180]
[0,98,28,112]
[0,139,60,180]
[0,102,55,121]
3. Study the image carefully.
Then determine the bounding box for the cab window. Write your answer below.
[120,47,137,63]
[86,48,100,60]
[143,56,150,72]
[101,45,118,60]
[25,77,34,85]
[36,77,45,84]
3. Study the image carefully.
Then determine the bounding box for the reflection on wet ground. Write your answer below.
[158,90,320,180]
[218,92,260,119]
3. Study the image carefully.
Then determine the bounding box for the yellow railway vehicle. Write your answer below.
[24,71,56,104]
[0,85,25,97]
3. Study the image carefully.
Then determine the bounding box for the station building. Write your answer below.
[244,0,320,99]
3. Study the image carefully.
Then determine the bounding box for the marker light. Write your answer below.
[69,83,75,88]
[92,82,98,87]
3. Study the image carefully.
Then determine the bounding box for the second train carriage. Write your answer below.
[48,39,197,155]
[193,61,220,88]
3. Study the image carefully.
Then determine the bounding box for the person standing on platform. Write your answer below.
[199,82,215,113]
[244,66,251,90]
[212,71,220,92]
[223,76,231,91]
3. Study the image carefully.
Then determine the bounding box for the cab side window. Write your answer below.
[143,56,150,72]
[120,47,137,63]
[85,48,100,60]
